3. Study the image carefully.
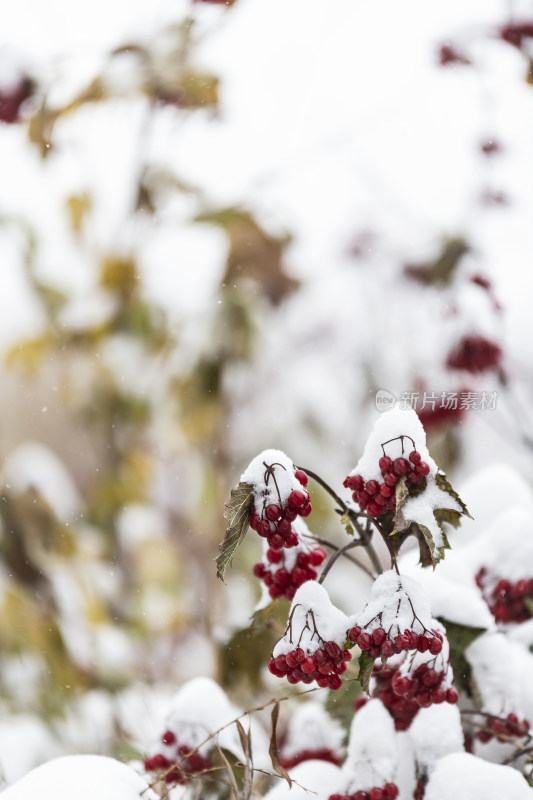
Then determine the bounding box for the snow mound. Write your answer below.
[0,755,157,800]
[262,759,342,800]
[425,752,533,800]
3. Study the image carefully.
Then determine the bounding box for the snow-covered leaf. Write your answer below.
[217,482,254,581]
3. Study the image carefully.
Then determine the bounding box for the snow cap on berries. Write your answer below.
[353,570,434,638]
[273,582,349,658]
[348,408,437,485]
[241,449,307,509]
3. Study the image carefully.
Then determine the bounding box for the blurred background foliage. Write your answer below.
[0,0,533,782]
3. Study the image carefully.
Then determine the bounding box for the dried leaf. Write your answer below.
[236,720,253,800]
[216,742,239,800]
[392,476,410,532]
[269,702,292,787]
[435,472,472,519]
[216,482,254,581]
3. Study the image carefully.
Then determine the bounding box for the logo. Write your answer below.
[375,389,396,412]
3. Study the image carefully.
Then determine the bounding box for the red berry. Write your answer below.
[269,533,284,549]
[299,501,312,517]
[309,547,327,566]
[381,640,395,658]
[288,490,307,509]
[367,501,382,517]
[283,507,298,522]
[409,450,422,464]
[379,483,394,497]
[249,514,261,531]
[383,784,399,800]
[393,457,410,475]
[414,461,430,477]
[328,674,342,690]
[379,456,392,471]
[369,789,385,800]
[295,469,308,486]
[372,628,387,646]
[349,626,362,642]
[366,480,380,496]
[429,637,443,655]
[161,730,176,745]
[265,503,281,521]
[384,472,399,487]
[285,532,299,547]
[357,632,372,650]
[325,641,342,661]
[267,548,283,563]
[354,793,370,800]
[253,562,267,578]
[258,520,271,537]
[446,687,459,704]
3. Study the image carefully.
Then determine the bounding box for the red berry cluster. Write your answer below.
[250,470,311,550]
[144,731,211,785]
[446,334,502,374]
[355,667,419,732]
[268,642,351,691]
[281,747,342,770]
[329,783,399,800]
[500,21,533,48]
[475,713,530,744]
[391,663,459,709]
[253,546,328,600]
[357,661,458,732]
[345,450,429,518]
[348,625,443,660]
[476,569,533,623]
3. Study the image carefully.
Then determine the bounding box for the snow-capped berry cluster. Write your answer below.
[243,451,311,551]
[345,440,430,518]
[475,713,531,744]
[445,333,503,374]
[253,540,328,600]
[144,731,211,785]
[476,568,533,623]
[329,785,399,800]
[270,582,350,690]
[348,572,442,659]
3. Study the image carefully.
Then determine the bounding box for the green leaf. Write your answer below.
[325,677,362,733]
[216,482,254,581]
[340,513,355,537]
[356,650,375,694]
[220,600,290,690]
[438,618,486,697]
